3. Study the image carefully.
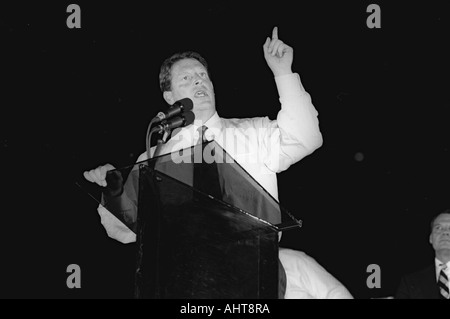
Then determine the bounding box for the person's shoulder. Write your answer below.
[279,247,316,268]
[396,264,436,299]
[279,247,308,259]
[136,152,148,163]
[136,148,157,163]
[403,264,435,280]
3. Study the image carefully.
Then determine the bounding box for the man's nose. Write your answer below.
[194,76,203,86]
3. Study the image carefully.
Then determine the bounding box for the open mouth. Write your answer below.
[194,90,208,98]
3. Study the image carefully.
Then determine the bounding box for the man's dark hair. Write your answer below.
[159,51,210,92]
[430,208,450,231]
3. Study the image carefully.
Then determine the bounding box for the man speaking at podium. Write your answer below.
[84,27,323,298]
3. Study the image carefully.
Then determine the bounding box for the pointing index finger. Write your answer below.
[272,26,278,40]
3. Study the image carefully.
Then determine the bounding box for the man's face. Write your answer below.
[164,58,215,114]
[430,213,450,253]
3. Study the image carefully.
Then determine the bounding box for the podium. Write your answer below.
[82,141,302,298]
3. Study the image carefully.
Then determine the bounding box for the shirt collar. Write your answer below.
[435,258,450,270]
[192,111,222,141]
[169,111,222,145]
[191,111,222,130]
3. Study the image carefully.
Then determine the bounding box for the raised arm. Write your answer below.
[260,27,323,173]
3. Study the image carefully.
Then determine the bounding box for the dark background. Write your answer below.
[1,1,448,299]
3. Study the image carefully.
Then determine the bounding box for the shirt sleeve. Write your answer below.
[97,204,136,244]
[95,149,161,243]
[95,157,148,244]
[262,73,323,173]
[279,248,353,299]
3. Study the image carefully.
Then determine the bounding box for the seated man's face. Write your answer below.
[165,58,216,116]
[430,213,450,253]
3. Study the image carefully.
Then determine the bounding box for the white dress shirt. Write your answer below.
[279,248,353,299]
[435,258,450,284]
[97,73,322,243]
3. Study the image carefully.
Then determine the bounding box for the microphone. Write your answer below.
[152,110,195,133]
[154,98,194,122]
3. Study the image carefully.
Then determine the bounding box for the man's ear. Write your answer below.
[163,91,175,105]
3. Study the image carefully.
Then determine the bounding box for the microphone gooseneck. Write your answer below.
[146,107,195,160]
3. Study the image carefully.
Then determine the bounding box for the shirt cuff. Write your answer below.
[274,73,306,98]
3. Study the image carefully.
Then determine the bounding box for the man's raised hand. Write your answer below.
[263,26,293,77]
